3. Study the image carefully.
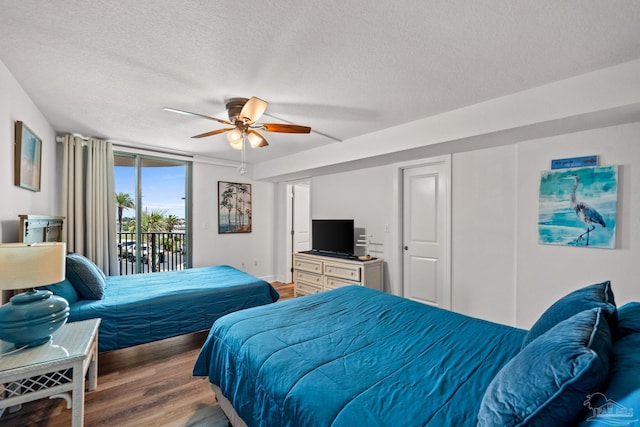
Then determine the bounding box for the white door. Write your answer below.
[402,160,451,309]
[286,181,311,282]
[292,182,311,252]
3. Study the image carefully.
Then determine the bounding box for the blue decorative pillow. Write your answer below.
[615,302,640,340]
[478,308,612,426]
[522,281,616,348]
[38,278,79,304]
[578,333,640,426]
[66,253,106,300]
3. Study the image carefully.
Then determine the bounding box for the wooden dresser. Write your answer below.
[293,252,383,296]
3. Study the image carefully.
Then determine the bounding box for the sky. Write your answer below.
[115,164,186,218]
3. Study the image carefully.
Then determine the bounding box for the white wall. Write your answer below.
[515,122,640,328]
[191,162,277,281]
[266,60,640,328]
[289,122,640,329]
[310,166,398,292]
[0,60,58,304]
[451,145,517,326]
[0,60,58,243]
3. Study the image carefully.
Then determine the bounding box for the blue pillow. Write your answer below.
[66,253,106,300]
[615,302,640,340]
[578,333,640,426]
[523,281,616,348]
[38,278,79,304]
[478,308,612,426]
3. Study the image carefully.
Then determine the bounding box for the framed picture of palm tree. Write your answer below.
[218,181,252,233]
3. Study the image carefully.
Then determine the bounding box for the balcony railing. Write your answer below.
[117,232,187,275]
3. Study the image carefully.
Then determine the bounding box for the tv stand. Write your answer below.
[293,252,383,297]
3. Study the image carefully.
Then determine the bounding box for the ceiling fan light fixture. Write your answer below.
[247,130,265,148]
[165,97,311,174]
[229,139,243,150]
[227,128,242,143]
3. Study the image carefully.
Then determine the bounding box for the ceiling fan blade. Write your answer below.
[191,128,234,138]
[164,107,233,125]
[260,123,312,133]
[247,130,269,148]
[239,97,268,124]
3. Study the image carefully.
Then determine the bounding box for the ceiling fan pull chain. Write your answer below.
[239,134,247,175]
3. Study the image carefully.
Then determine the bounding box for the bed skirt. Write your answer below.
[211,384,248,427]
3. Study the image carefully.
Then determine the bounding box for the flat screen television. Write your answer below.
[311,219,354,255]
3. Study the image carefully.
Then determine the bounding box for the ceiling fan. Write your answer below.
[164,97,312,150]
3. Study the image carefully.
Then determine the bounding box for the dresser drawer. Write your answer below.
[324,276,360,290]
[295,270,323,286]
[294,257,323,274]
[323,262,361,282]
[295,280,322,296]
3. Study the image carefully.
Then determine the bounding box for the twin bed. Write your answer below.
[43,254,279,352]
[194,283,640,426]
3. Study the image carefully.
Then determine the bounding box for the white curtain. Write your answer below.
[62,135,118,276]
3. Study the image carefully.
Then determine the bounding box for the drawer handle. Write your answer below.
[350,272,354,276]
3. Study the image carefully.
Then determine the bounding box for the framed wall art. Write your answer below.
[218,181,252,233]
[14,121,42,192]
[538,165,618,248]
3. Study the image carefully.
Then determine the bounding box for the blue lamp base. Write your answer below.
[0,290,70,348]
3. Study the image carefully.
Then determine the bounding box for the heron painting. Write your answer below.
[538,165,617,248]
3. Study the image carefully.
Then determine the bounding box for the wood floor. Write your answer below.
[1,282,294,427]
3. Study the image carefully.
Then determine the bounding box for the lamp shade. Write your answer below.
[0,242,66,290]
[0,242,68,348]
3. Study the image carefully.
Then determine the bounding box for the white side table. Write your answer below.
[0,318,100,426]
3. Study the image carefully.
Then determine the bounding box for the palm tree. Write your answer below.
[220,192,234,231]
[238,184,248,227]
[141,209,167,270]
[115,192,135,233]
[143,208,167,232]
[165,214,180,233]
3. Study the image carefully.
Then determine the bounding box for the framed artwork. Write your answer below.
[14,121,42,192]
[218,181,252,233]
[538,165,618,248]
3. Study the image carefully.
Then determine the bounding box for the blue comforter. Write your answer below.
[193,286,525,426]
[69,265,279,352]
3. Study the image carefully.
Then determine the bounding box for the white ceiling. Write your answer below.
[1,1,639,166]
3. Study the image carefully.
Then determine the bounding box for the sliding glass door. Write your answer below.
[114,152,191,275]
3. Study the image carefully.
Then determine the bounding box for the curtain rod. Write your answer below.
[112,143,194,159]
[56,134,242,168]
[55,134,195,159]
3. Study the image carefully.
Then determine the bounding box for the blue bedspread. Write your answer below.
[69,265,279,352]
[193,286,525,426]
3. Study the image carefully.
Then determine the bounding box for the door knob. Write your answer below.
[404,246,409,250]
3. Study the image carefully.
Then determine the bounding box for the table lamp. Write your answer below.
[0,242,69,348]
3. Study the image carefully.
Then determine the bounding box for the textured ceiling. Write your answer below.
[0,1,639,165]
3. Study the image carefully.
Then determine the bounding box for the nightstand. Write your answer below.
[0,318,100,427]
